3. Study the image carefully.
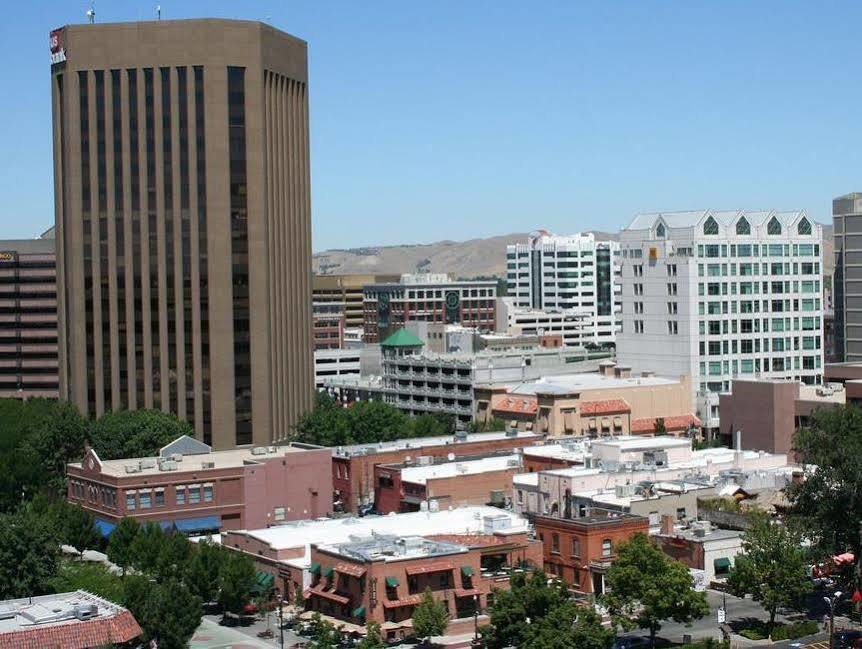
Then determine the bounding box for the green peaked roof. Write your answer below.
[381,328,424,348]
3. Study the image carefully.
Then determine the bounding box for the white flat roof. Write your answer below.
[399,454,521,484]
[592,435,691,451]
[513,473,539,487]
[522,443,588,462]
[334,431,539,457]
[231,507,530,567]
[510,372,678,395]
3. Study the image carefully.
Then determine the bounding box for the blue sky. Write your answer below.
[1,2,860,250]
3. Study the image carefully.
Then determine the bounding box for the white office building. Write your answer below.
[506,231,621,344]
[616,210,824,432]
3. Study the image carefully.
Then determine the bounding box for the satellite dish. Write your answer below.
[447,453,455,461]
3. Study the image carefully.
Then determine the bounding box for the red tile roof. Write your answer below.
[405,561,454,576]
[382,594,423,609]
[579,399,631,415]
[335,562,366,578]
[493,396,538,415]
[0,609,142,649]
[630,414,700,435]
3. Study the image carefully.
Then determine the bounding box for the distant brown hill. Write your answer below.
[313,231,619,279]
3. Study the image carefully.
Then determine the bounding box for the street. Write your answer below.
[190,614,306,649]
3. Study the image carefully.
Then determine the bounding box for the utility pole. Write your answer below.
[277,596,284,649]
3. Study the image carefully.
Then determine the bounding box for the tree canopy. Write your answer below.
[604,533,709,648]
[88,409,194,460]
[521,600,614,649]
[411,588,450,639]
[0,506,60,599]
[727,515,811,636]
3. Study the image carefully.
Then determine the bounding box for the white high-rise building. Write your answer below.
[506,231,621,344]
[616,210,824,432]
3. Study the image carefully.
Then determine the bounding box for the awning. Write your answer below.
[460,565,474,577]
[251,571,275,594]
[714,557,732,572]
[405,561,453,576]
[310,562,321,575]
[336,563,366,578]
[322,566,334,578]
[385,576,399,588]
[173,515,221,533]
[94,518,116,537]
[455,588,481,598]
[353,606,366,618]
[601,418,610,429]
[382,594,423,609]
[309,587,349,605]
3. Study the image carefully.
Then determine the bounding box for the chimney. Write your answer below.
[660,514,675,536]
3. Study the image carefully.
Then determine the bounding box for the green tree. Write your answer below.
[653,417,667,435]
[128,522,167,575]
[294,392,351,446]
[48,561,125,603]
[521,600,614,649]
[604,533,709,649]
[307,612,343,649]
[0,507,60,598]
[107,517,141,574]
[357,621,386,649]
[124,575,202,649]
[217,551,256,615]
[412,413,455,438]
[727,515,811,637]
[484,571,570,649]
[788,405,862,575]
[187,540,223,603]
[467,417,508,434]
[412,588,449,640]
[50,502,101,555]
[88,409,193,460]
[347,400,411,444]
[154,530,193,581]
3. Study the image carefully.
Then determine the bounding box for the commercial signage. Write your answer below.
[49,28,67,64]
[0,252,16,263]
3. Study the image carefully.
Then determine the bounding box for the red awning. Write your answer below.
[454,588,482,598]
[335,562,366,578]
[308,587,350,605]
[382,594,423,609]
[405,561,454,576]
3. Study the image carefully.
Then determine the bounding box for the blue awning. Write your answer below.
[173,516,221,534]
[159,520,175,531]
[94,518,116,537]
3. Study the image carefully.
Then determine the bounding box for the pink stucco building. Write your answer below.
[66,436,332,536]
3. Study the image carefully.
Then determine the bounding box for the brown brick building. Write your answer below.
[51,19,313,448]
[66,435,331,536]
[533,510,648,595]
[331,430,542,513]
[0,230,59,399]
[313,274,400,329]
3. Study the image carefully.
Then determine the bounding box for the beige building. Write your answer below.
[313,274,399,329]
[51,19,313,448]
[474,362,698,438]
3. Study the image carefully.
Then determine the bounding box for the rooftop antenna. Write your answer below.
[156,4,161,20]
[86,1,95,23]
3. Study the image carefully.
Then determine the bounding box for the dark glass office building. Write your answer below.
[51,19,314,448]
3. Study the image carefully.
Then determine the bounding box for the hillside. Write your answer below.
[313,231,619,279]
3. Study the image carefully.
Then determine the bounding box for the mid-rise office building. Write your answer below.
[506,231,621,344]
[616,210,824,431]
[833,192,862,361]
[313,302,345,350]
[496,297,596,348]
[363,274,497,343]
[0,228,59,399]
[51,19,314,448]
[313,273,400,329]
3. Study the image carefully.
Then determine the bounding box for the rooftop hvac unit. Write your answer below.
[159,460,178,471]
[428,499,440,512]
[505,427,518,438]
[482,514,511,534]
[124,464,142,474]
[417,455,433,466]
[489,490,506,504]
[170,453,184,462]
[73,604,98,621]
[0,606,16,621]
[615,484,637,498]
[201,461,215,469]
[140,459,156,469]
[251,446,268,456]
[506,458,521,468]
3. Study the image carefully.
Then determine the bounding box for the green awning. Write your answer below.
[385,576,399,588]
[461,565,474,577]
[310,562,321,575]
[714,557,732,572]
[322,566,334,578]
[251,571,275,593]
[353,606,366,618]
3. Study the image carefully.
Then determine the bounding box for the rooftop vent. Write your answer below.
[73,604,98,621]
[140,459,156,469]
[201,461,215,469]
[159,460,178,472]
[124,463,142,474]
[250,446,269,456]
[170,453,183,462]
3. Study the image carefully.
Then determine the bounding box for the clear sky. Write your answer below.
[1,1,859,250]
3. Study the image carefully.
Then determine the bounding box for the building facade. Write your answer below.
[363,274,497,343]
[314,348,362,389]
[313,273,400,329]
[506,232,621,344]
[51,19,314,448]
[66,435,332,535]
[617,210,824,431]
[833,192,862,362]
[313,302,345,350]
[496,297,595,348]
[0,229,59,399]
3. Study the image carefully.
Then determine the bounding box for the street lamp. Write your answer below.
[824,590,843,648]
[472,593,481,648]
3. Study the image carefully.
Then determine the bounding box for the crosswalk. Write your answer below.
[804,642,829,649]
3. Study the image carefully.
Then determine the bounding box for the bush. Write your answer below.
[737,620,819,641]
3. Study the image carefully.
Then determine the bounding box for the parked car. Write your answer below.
[834,629,862,649]
[614,638,650,649]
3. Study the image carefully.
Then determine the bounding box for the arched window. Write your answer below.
[655,222,666,238]
[735,217,750,235]
[767,216,782,235]
[798,217,812,235]
[703,216,719,235]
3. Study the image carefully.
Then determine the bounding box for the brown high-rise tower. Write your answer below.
[51,19,314,448]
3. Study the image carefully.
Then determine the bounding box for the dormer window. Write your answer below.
[735,217,750,235]
[767,216,782,235]
[703,216,719,235]
[797,217,812,235]
[655,222,666,238]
